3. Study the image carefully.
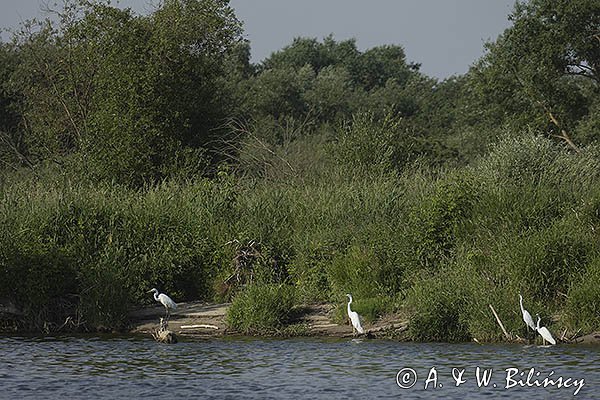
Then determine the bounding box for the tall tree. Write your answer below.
[7,0,242,184]
[471,0,600,150]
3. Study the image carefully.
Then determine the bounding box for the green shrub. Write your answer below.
[327,245,381,299]
[456,260,529,342]
[77,257,130,329]
[1,246,78,328]
[509,218,594,300]
[334,295,394,325]
[288,239,334,302]
[405,260,560,342]
[0,176,232,330]
[409,174,475,269]
[327,240,406,300]
[406,270,471,342]
[564,258,600,332]
[226,284,296,334]
[332,112,399,172]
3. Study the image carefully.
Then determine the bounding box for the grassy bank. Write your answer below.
[1,134,600,340]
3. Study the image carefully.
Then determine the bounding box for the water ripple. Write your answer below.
[0,336,598,399]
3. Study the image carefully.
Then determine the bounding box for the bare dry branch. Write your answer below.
[489,304,512,341]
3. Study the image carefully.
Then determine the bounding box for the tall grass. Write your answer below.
[226,284,296,334]
[0,177,234,329]
[405,135,600,341]
[2,133,600,338]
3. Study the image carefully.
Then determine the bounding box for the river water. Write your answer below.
[1,335,598,399]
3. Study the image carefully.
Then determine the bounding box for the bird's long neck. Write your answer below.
[536,316,541,330]
[154,292,160,302]
[347,297,352,314]
[519,296,524,312]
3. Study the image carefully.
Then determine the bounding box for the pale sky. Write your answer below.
[0,0,516,79]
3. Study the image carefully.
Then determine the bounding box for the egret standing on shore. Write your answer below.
[149,288,177,320]
[535,314,556,345]
[519,294,536,331]
[346,294,365,335]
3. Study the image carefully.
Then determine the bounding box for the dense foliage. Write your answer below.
[1,0,242,184]
[0,0,599,339]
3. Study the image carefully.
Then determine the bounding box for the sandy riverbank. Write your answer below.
[3,300,599,344]
[129,301,408,339]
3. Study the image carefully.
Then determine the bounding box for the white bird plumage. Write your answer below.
[535,314,556,345]
[519,294,536,331]
[149,288,177,319]
[346,294,365,335]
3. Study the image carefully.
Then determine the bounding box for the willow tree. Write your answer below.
[470,0,600,150]
[7,0,243,184]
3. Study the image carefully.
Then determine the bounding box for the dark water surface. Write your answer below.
[0,335,598,399]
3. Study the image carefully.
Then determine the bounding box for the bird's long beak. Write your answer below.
[147,289,154,293]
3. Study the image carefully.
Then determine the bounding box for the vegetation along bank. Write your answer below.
[0,0,599,342]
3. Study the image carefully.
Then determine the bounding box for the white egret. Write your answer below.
[535,314,556,345]
[346,294,365,335]
[519,294,536,331]
[149,288,177,319]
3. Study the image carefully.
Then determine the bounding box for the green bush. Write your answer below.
[327,245,381,299]
[332,112,399,172]
[1,246,78,328]
[508,218,593,300]
[0,176,233,330]
[564,258,600,332]
[406,270,471,342]
[288,239,334,302]
[327,241,406,300]
[409,174,475,269]
[7,0,242,185]
[226,284,296,334]
[405,260,560,342]
[333,295,393,325]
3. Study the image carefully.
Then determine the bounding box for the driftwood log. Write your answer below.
[180,324,219,330]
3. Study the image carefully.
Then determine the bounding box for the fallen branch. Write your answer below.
[489,304,512,341]
[560,328,568,342]
[180,324,219,330]
[309,323,338,329]
[569,328,582,342]
[513,334,528,344]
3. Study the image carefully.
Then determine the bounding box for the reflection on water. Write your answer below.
[0,335,598,399]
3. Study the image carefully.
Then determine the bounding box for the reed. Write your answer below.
[2,134,599,338]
